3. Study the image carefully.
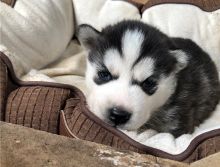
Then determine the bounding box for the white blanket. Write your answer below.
[0,0,74,77]
[1,0,220,155]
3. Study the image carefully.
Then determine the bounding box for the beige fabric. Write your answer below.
[21,40,88,94]
[22,41,88,94]
[190,152,220,167]
[0,0,74,77]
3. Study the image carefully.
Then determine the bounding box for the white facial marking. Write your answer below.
[104,49,122,76]
[133,58,155,81]
[122,29,144,66]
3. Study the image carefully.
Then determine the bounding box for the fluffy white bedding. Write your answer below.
[0,0,219,155]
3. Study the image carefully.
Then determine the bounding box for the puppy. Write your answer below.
[77,20,220,138]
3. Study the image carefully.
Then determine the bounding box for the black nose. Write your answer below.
[108,107,131,126]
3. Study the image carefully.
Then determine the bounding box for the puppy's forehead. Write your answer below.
[121,29,144,66]
[102,29,145,75]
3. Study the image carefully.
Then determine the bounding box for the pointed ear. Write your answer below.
[170,50,188,72]
[76,24,100,50]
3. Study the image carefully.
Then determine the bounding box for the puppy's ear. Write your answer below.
[76,24,100,50]
[170,50,188,73]
[167,38,188,72]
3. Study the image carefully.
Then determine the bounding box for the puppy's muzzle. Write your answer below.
[108,107,131,126]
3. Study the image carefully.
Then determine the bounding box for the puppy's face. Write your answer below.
[77,21,187,130]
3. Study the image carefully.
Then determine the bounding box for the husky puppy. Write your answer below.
[77,20,220,137]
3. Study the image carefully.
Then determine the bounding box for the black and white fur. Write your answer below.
[77,20,220,138]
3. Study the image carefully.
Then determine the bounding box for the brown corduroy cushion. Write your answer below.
[5,86,71,133]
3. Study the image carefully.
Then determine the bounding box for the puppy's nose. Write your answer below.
[108,107,131,126]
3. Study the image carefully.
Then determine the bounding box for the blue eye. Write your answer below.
[141,76,158,95]
[98,71,112,82]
